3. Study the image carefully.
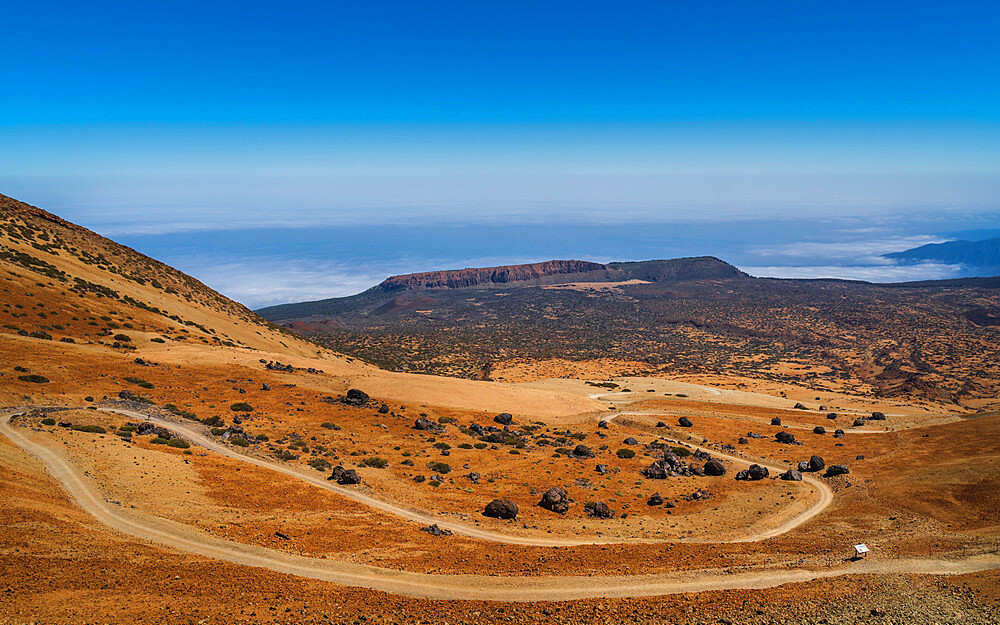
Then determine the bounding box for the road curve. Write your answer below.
[3,411,998,600]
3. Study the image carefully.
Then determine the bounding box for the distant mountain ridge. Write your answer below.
[256,256,746,320]
[884,237,1000,274]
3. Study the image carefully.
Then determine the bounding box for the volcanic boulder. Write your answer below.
[329,466,362,485]
[584,501,613,518]
[572,444,593,458]
[677,417,693,427]
[647,493,663,506]
[704,458,726,476]
[780,469,803,481]
[343,389,370,407]
[771,417,782,425]
[824,465,850,477]
[484,499,518,519]
[493,413,513,426]
[808,455,826,472]
[539,487,570,514]
[775,431,799,445]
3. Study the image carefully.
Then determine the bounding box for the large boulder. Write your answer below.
[808,455,825,472]
[329,466,362,485]
[647,493,663,506]
[343,389,370,407]
[677,417,693,427]
[737,464,769,481]
[595,463,609,475]
[813,426,826,435]
[833,429,845,438]
[797,460,810,472]
[572,444,593,458]
[584,501,613,518]
[824,465,850,477]
[483,431,506,444]
[493,413,513,426]
[484,499,518,519]
[780,469,803,481]
[623,437,639,446]
[704,458,726,476]
[826,412,838,420]
[870,411,887,421]
[775,431,799,444]
[771,417,782,425]
[853,417,867,427]
[539,487,569,514]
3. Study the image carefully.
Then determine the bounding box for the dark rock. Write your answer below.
[329,466,362,485]
[853,417,867,427]
[870,411,887,421]
[493,413,513,426]
[572,444,593,458]
[595,464,608,475]
[797,460,810,472]
[771,417,782,425]
[664,500,676,508]
[420,523,453,537]
[584,501,613,518]
[808,455,825,472]
[261,383,270,391]
[824,464,850,477]
[856,454,865,460]
[232,415,243,425]
[467,472,481,483]
[343,389,370,407]
[597,420,609,429]
[834,429,845,438]
[118,389,135,400]
[647,493,663,506]
[468,423,485,436]
[826,412,838,420]
[539,487,570,513]
[738,437,749,445]
[274,531,290,540]
[656,421,667,428]
[813,426,826,435]
[413,418,444,433]
[623,437,639,446]
[378,403,389,414]
[677,417,693,427]
[737,464,769,481]
[704,458,726,476]
[780,469,803,481]
[793,402,807,410]
[484,499,518,519]
[483,431,505,444]
[775,431,799,444]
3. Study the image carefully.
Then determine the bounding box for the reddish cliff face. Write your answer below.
[379,260,608,291]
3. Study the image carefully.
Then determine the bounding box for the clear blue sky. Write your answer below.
[1,1,998,303]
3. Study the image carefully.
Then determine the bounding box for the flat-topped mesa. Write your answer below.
[379,260,608,291]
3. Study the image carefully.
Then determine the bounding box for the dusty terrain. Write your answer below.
[2,193,999,624]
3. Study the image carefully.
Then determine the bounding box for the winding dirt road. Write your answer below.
[3,410,998,600]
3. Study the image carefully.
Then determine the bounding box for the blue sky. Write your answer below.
[1,1,998,305]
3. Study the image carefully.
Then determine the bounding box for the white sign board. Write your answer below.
[854,544,870,554]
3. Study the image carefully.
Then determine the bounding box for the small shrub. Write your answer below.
[401,459,414,466]
[474,442,488,449]
[167,438,191,449]
[433,442,451,450]
[84,396,94,402]
[150,337,166,343]
[429,479,442,487]
[616,448,636,459]
[41,417,56,426]
[671,446,692,457]
[308,458,331,471]
[13,366,28,372]
[125,376,154,389]
[164,403,196,420]
[18,374,49,383]
[438,416,457,424]
[150,436,169,445]
[362,457,388,468]
[210,427,227,436]
[458,443,473,449]
[29,331,52,340]
[426,461,451,474]
[230,437,250,447]
[230,402,253,412]
[113,334,132,342]
[321,422,341,430]
[201,415,224,427]
[255,433,268,441]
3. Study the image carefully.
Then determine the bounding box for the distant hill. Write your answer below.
[256,256,745,320]
[884,238,1000,275]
